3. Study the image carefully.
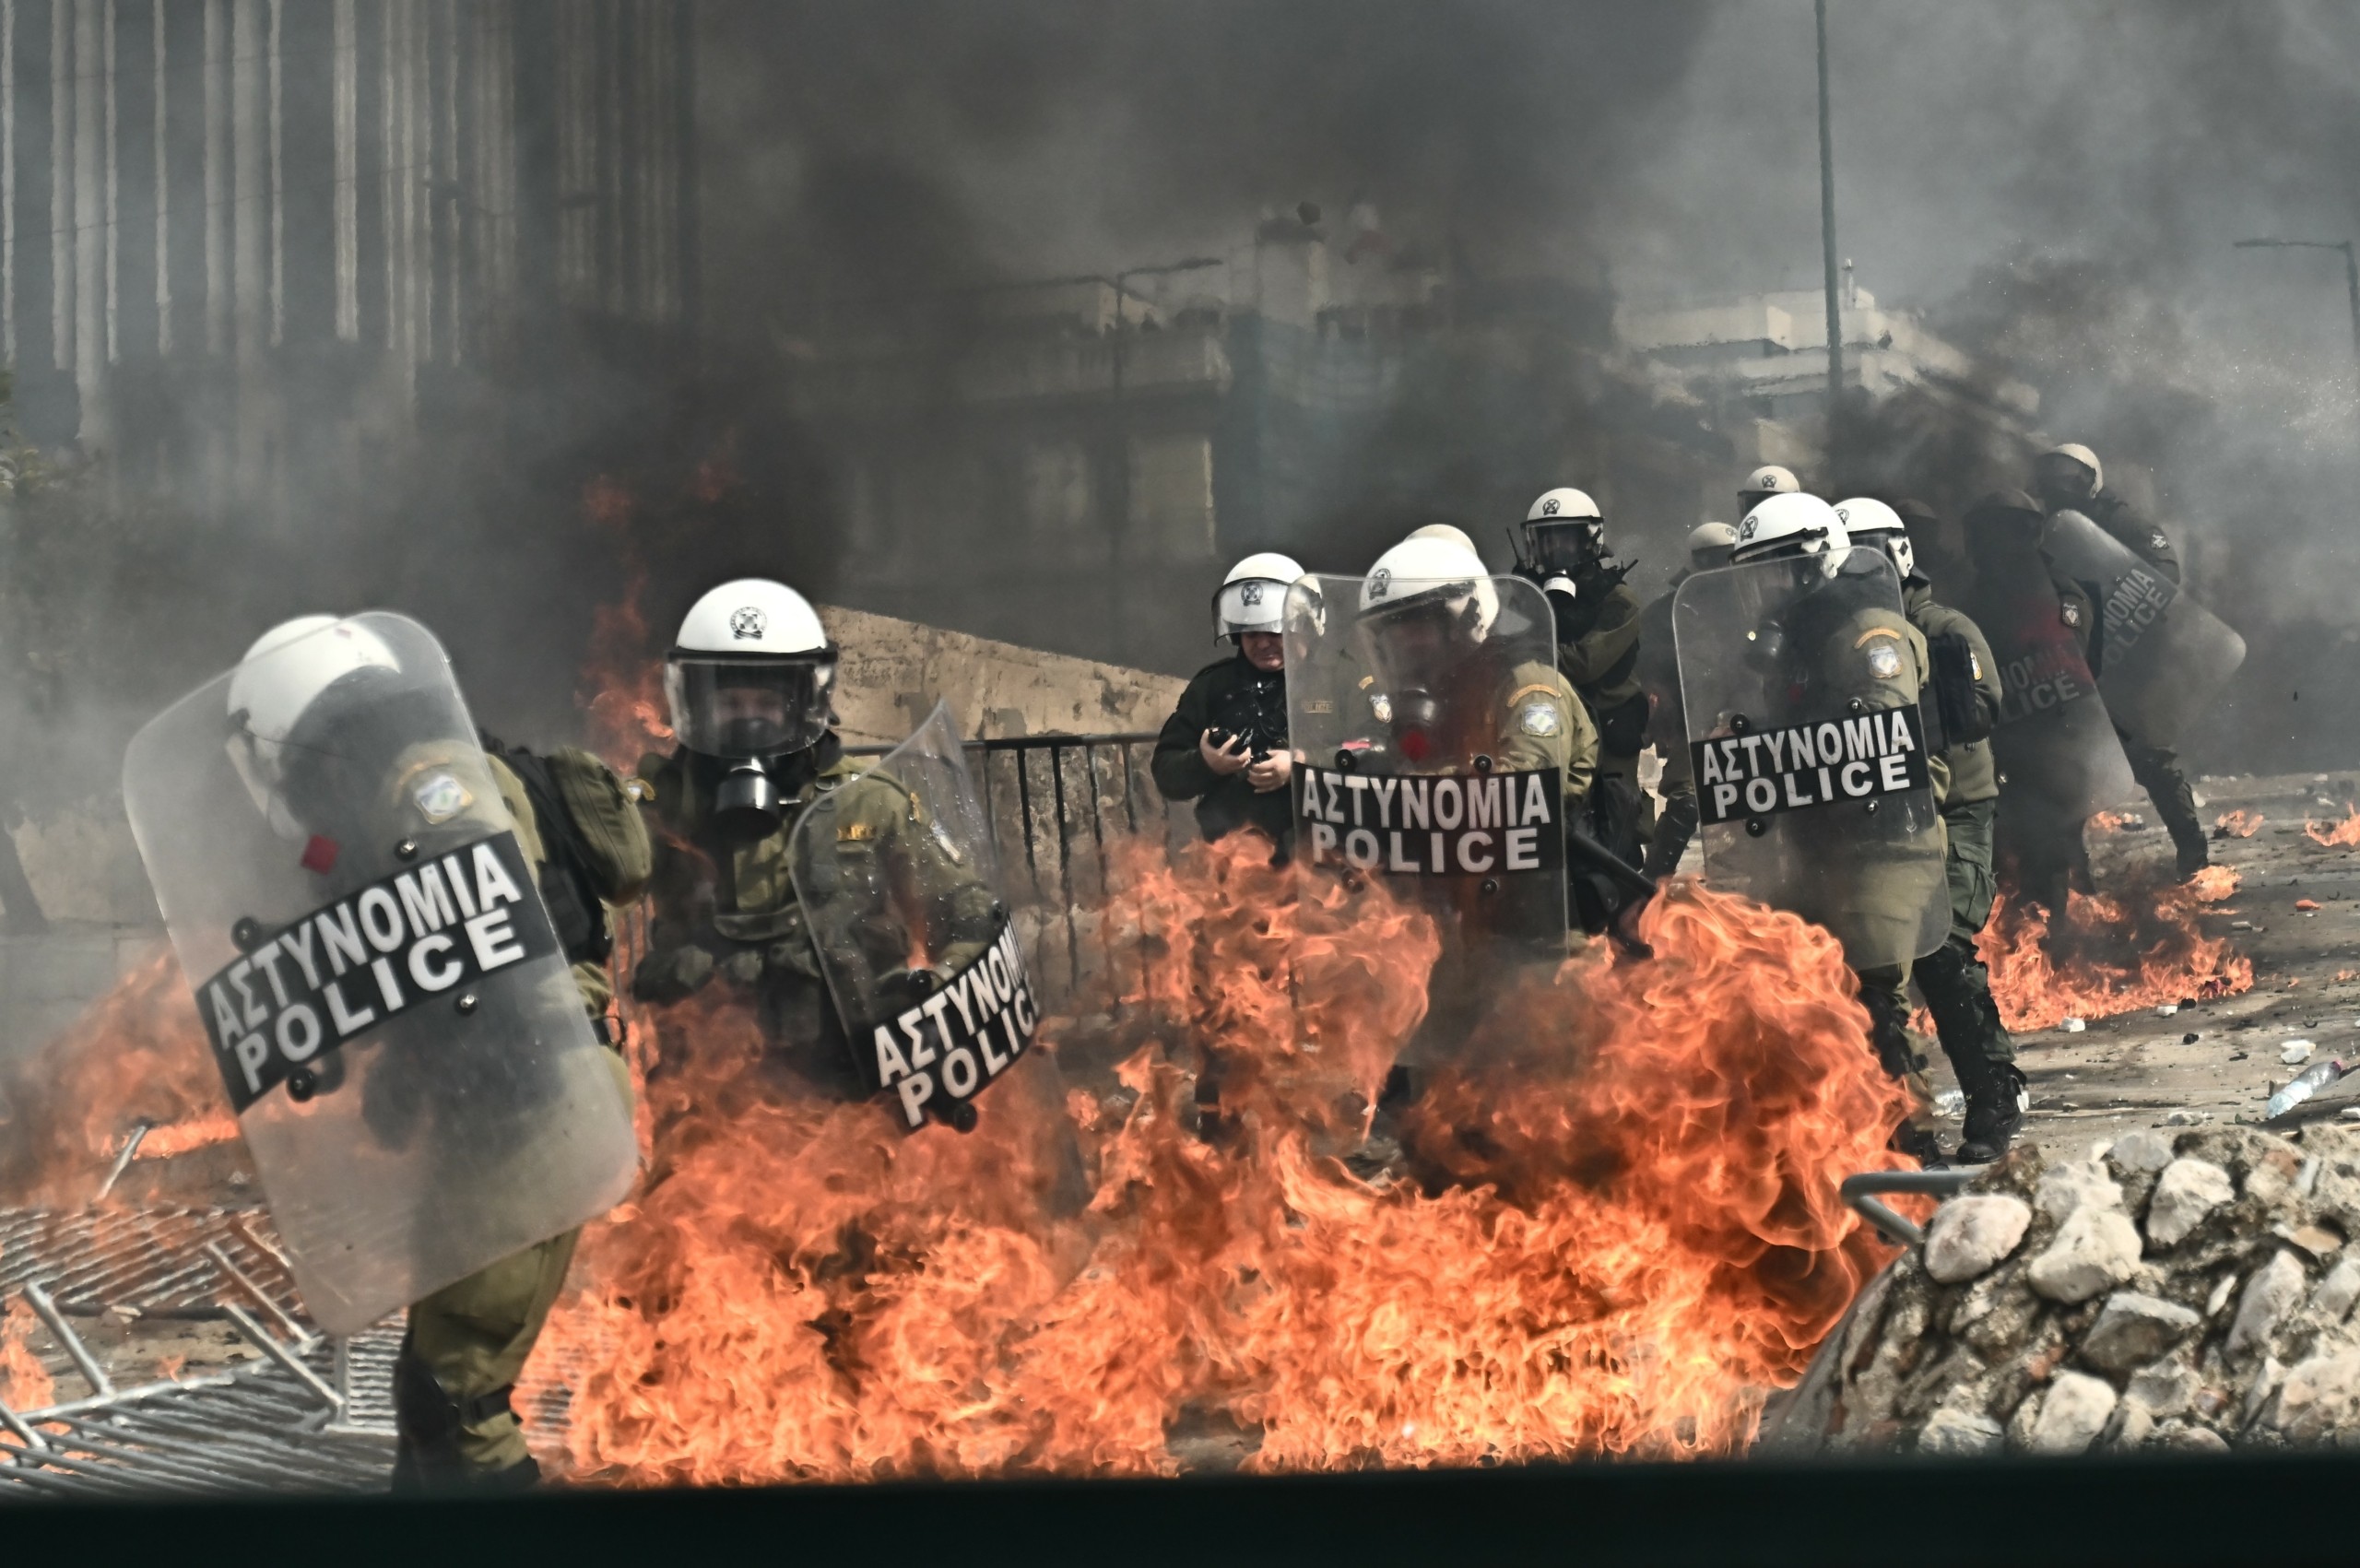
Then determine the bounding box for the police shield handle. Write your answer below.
[1693,706,1930,827]
[863,916,1038,1131]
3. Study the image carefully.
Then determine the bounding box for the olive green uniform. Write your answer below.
[1151,654,1292,851]
[631,740,999,1099]
[1788,584,1945,1146]
[1902,579,2020,1118]
[394,745,651,1490]
[1556,580,1646,782]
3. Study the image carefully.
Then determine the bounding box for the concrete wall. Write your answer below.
[820,604,1186,748]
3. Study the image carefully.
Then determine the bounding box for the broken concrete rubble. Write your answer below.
[1764,1123,2360,1456]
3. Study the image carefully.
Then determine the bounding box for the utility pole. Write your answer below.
[2234,237,2360,454]
[1815,0,1845,443]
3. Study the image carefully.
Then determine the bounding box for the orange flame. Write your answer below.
[0,953,235,1207]
[577,477,675,770]
[2090,811,2130,833]
[0,1298,54,1410]
[531,839,1903,1484]
[1978,870,2251,1033]
[2307,805,2360,848]
[2216,809,2264,839]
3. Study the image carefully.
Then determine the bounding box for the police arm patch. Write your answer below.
[1518,701,1563,737]
[411,769,473,824]
[1863,638,1904,680]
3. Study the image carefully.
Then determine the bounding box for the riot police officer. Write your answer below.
[2034,442,2208,878]
[1152,552,1304,853]
[1634,522,1737,879]
[631,580,1000,1098]
[217,615,650,1491]
[1721,494,1948,1161]
[1515,489,1646,930]
[1841,500,2026,1162]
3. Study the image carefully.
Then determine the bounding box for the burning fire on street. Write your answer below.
[2305,805,2360,849]
[1976,868,2251,1034]
[525,842,1906,1485]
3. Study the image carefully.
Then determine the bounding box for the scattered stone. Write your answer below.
[2166,1110,2209,1126]
[2108,1128,2179,1174]
[2271,1350,2360,1444]
[2127,1356,2200,1419]
[2310,1258,2360,1321]
[2029,1207,2143,1303]
[2163,1424,2231,1454]
[2183,1032,2201,1043]
[2227,1251,2310,1361]
[2103,1397,2156,1451]
[2206,1272,2239,1317]
[2081,1291,2202,1373]
[2286,1041,2319,1065]
[2275,1223,2343,1260]
[2061,1018,2087,1033]
[2241,1356,2287,1430]
[2146,1158,2236,1248]
[1924,1196,2033,1285]
[1918,1405,2004,1456]
[2035,1161,2123,1222]
[2026,1372,2118,1455]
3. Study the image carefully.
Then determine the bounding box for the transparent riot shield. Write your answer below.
[1285,572,1569,1060]
[1953,545,2138,837]
[2043,510,2247,750]
[122,614,639,1336]
[1673,550,1948,973]
[786,701,1055,1134]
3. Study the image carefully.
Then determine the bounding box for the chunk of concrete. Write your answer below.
[2027,1372,2118,1455]
[2028,1207,2143,1303]
[1924,1195,2034,1285]
[2145,1158,2236,1249]
[2081,1291,2202,1374]
[2035,1160,2124,1222]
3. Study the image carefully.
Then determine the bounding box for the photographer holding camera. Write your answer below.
[1152,552,1304,855]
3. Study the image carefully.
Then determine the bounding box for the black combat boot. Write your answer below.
[2172,825,2211,882]
[1956,1062,2028,1165]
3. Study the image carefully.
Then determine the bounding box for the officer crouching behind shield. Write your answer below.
[221,616,652,1492]
[630,580,1003,1113]
[1153,552,1304,857]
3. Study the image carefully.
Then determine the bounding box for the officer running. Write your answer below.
[631,580,1000,1103]
[2035,442,2209,878]
[1152,552,1304,855]
[1841,500,2027,1163]
[221,616,651,1491]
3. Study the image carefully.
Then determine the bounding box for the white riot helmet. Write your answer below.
[1685,521,1739,572]
[665,579,838,760]
[1212,551,1304,638]
[1739,465,1802,513]
[2036,442,2102,505]
[1521,487,1605,576]
[1358,538,1500,757]
[1404,523,1481,560]
[224,615,404,840]
[1732,492,1850,566]
[1835,497,1913,580]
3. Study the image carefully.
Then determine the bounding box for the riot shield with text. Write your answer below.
[1673,550,1948,973]
[122,614,639,1336]
[1285,572,1568,1060]
[786,701,1055,1134]
[1953,545,2138,840]
[2041,510,2246,750]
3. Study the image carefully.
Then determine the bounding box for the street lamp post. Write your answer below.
[2233,237,2360,449]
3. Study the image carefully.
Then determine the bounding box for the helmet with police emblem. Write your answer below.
[667,579,838,759]
[1404,523,1481,559]
[1835,497,1914,580]
[1358,537,1503,760]
[1738,464,1802,514]
[1212,551,1306,639]
[1520,486,1605,576]
[1685,521,1738,572]
[225,615,405,839]
[1731,492,1850,566]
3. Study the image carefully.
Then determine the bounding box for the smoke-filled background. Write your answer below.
[4,0,2359,928]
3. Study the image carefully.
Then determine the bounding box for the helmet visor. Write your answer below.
[665,652,839,758]
[1356,596,1467,697]
[1524,519,1602,575]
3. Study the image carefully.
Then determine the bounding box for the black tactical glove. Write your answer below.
[631,944,715,1004]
